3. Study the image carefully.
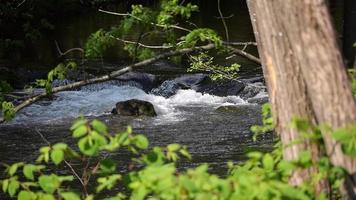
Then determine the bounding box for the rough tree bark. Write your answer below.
[247,0,356,197]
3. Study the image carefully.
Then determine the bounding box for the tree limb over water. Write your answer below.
[0,44,216,124]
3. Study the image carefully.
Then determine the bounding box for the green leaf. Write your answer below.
[18,190,36,200]
[8,162,24,176]
[73,125,88,138]
[78,137,98,156]
[70,118,88,131]
[167,143,180,152]
[8,180,20,197]
[100,159,117,174]
[91,119,108,134]
[51,149,64,165]
[2,179,9,193]
[40,194,56,200]
[38,175,60,194]
[60,192,81,200]
[134,135,149,149]
[23,165,36,180]
[53,143,68,150]
[262,153,274,171]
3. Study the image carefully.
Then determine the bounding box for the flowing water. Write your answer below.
[0,80,273,172]
[0,1,274,193]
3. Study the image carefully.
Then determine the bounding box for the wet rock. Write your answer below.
[196,78,246,97]
[150,80,189,98]
[238,76,264,84]
[113,99,157,117]
[216,105,242,113]
[247,96,269,104]
[216,105,255,115]
[174,73,207,86]
[115,72,158,92]
[238,83,266,100]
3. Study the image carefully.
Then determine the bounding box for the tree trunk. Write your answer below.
[246,0,356,197]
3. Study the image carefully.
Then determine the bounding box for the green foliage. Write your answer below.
[157,0,199,25]
[250,103,274,141]
[1,101,15,121]
[35,62,76,95]
[188,52,240,81]
[1,116,353,199]
[348,68,356,98]
[83,0,221,62]
[123,44,155,61]
[332,125,356,157]
[180,28,222,49]
[85,29,115,58]
[0,81,14,121]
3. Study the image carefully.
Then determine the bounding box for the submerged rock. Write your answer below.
[216,105,256,115]
[196,78,246,97]
[174,73,207,86]
[247,96,269,104]
[216,105,243,112]
[113,99,157,117]
[150,80,190,98]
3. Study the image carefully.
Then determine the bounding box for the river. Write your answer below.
[0,0,274,196]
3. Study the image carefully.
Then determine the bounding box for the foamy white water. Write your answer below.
[9,83,248,124]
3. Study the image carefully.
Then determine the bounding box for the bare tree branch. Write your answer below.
[98,9,191,32]
[55,41,84,58]
[111,36,173,49]
[217,0,230,42]
[35,129,89,197]
[0,44,215,124]
[223,41,257,46]
[227,46,261,64]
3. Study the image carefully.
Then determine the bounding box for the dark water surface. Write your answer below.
[0,1,274,196]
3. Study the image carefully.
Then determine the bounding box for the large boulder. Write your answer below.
[195,78,246,97]
[174,73,208,86]
[150,80,189,98]
[115,72,158,92]
[113,99,157,117]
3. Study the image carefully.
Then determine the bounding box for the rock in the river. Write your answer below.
[196,78,246,97]
[174,73,208,86]
[115,72,158,92]
[113,99,157,117]
[216,105,255,115]
[247,96,269,104]
[150,80,190,98]
[216,105,243,113]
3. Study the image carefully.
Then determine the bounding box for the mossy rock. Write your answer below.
[113,99,157,117]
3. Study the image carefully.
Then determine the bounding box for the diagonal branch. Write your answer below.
[0,44,215,124]
[98,9,191,32]
[227,46,261,64]
[111,35,173,49]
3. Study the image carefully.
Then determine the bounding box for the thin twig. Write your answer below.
[16,0,26,8]
[35,129,89,197]
[55,41,84,58]
[111,36,173,49]
[223,41,257,46]
[217,0,230,42]
[98,9,191,32]
[214,14,234,19]
[227,46,261,64]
